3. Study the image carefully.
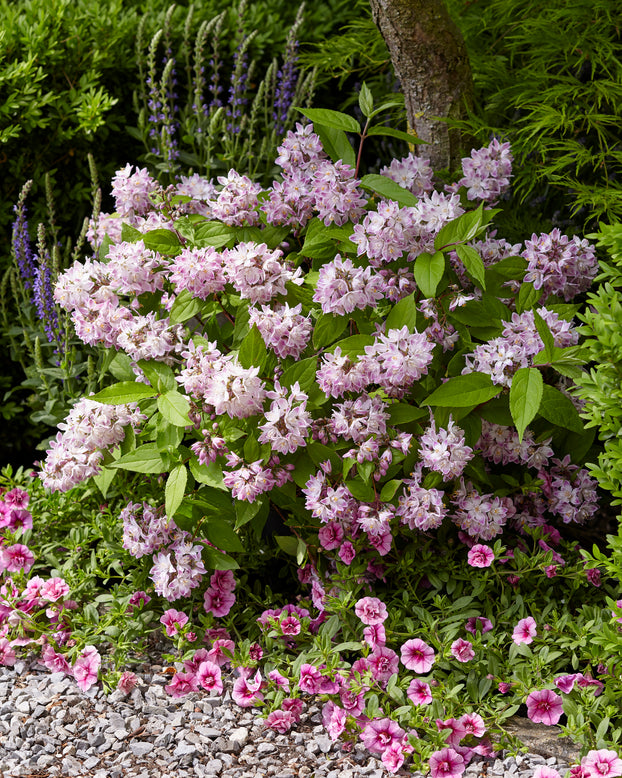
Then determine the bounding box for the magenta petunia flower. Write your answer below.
[467,544,495,567]
[534,768,562,778]
[40,577,70,602]
[196,660,223,694]
[72,645,101,692]
[164,671,199,698]
[512,616,537,645]
[460,712,486,738]
[400,638,436,673]
[429,747,466,778]
[160,608,189,637]
[360,717,405,755]
[265,709,296,733]
[526,688,564,726]
[407,678,433,705]
[322,700,347,741]
[465,616,493,635]
[117,671,138,695]
[1,544,35,573]
[582,750,622,778]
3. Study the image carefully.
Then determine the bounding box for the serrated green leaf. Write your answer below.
[189,458,227,489]
[345,479,376,502]
[157,390,191,427]
[516,282,542,313]
[360,174,418,207]
[425,372,502,407]
[388,403,427,424]
[141,228,181,255]
[509,367,544,442]
[312,313,349,349]
[93,467,116,499]
[380,479,402,501]
[313,123,356,167]
[238,324,267,370]
[89,381,157,405]
[385,293,418,332]
[532,309,555,361]
[538,385,584,432]
[110,444,167,473]
[138,360,177,393]
[201,517,244,552]
[455,244,486,290]
[165,464,188,518]
[169,288,204,325]
[281,356,317,393]
[202,546,239,570]
[434,204,485,250]
[297,107,361,133]
[193,220,236,247]
[414,251,445,297]
[275,535,299,556]
[358,82,374,117]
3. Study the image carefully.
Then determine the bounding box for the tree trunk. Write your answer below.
[369,0,472,171]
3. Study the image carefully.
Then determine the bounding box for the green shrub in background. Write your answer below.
[0,0,355,241]
[446,0,622,227]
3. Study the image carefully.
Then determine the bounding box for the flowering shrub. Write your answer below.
[9,95,620,770]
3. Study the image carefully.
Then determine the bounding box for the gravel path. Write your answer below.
[0,658,573,778]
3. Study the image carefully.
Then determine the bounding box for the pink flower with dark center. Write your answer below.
[203,588,236,618]
[298,663,322,694]
[363,623,386,651]
[451,638,475,663]
[512,616,537,645]
[360,717,405,755]
[280,615,301,636]
[354,596,388,626]
[40,644,71,674]
[368,646,399,685]
[526,688,564,726]
[339,541,356,565]
[196,661,223,694]
[407,678,433,705]
[436,717,467,746]
[581,750,622,778]
[129,591,151,608]
[206,638,235,667]
[232,674,264,707]
[282,697,304,720]
[72,645,101,692]
[429,747,466,778]
[460,712,486,738]
[467,544,494,567]
[400,638,436,673]
[555,673,580,694]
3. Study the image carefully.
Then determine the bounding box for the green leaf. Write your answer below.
[89,381,157,405]
[138,360,177,393]
[169,288,203,325]
[329,334,374,357]
[312,313,349,349]
[532,309,555,361]
[193,221,236,248]
[538,385,584,433]
[297,107,361,133]
[448,295,511,327]
[366,126,424,145]
[142,228,181,255]
[313,124,356,167]
[516,282,542,313]
[414,251,445,298]
[202,517,244,552]
[189,458,227,490]
[455,245,486,290]
[380,479,402,501]
[238,324,267,370]
[425,372,502,407]
[92,467,116,499]
[165,464,187,518]
[385,292,418,332]
[509,367,544,442]
[120,222,143,243]
[280,356,317,393]
[388,403,427,424]
[157,390,191,427]
[202,546,239,570]
[360,174,418,207]
[110,444,167,473]
[434,204,485,250]
[275,535,298,557]
[358,83,374,117]
[234,499,264,530]
[107,352,136,382]
[345,479,376,502]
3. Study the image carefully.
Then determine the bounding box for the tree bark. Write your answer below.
[369,0,472,171]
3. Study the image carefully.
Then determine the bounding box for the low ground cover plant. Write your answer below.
[1,94,621,775]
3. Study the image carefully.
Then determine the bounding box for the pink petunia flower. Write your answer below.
[165,671,199,698]
[467,544,494,567]
[354,596,388,626]
[1,544,35,573]
[382,741,405,772]
[526,688,564,726]
[160,608,189,637]
[360,717,405,755]
[429,747,466,778]
[117,671,138,695]
[40,577,70,602]
[400,638,435,673]
[0,637,16,667]
[265,709,296,733]
[407,678,433,705]
[512,616,537,645]
[196,660,223,694]
[460,712,486,738]
[465,616,493,635]
[450,638,475,662]
[72,645,101,692]
[581,750,622,778]
[534,768,562,778]
[322,700,347,741]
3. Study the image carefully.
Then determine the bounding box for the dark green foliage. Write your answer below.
[446,0,622,226]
